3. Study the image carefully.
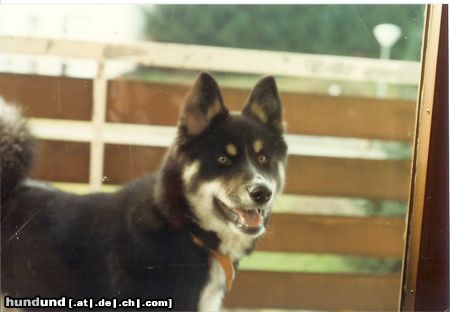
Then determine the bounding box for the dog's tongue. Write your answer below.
[236,208,263,228]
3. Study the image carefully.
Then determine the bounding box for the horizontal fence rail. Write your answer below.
[0,73,417,142]
[0,36,420,84]
[258,214,405,257]
[224,271,401,310]
[107,79,417,141]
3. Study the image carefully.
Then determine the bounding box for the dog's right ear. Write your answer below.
[179,72,228,136]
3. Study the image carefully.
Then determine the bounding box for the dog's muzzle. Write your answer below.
[213,197,266,235]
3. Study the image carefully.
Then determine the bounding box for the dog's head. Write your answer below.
[175,73,287,252]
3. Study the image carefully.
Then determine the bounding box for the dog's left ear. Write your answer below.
[242,76,283,133]
[180,72,228,136]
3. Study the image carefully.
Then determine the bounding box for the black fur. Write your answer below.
[0,73,287,311]
[0,104,35,203]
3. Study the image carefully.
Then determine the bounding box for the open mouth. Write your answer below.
[213,197,264,235]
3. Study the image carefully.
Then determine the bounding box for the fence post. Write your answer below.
[89,60,107,191]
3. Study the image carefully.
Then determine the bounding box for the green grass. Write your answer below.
[273,194,407,217]
[126,67,418,100]
[240,251,401,274]
[51,182,118,194]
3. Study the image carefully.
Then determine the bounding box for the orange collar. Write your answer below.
[191,235,235,291]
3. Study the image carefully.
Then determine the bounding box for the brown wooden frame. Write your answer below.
[400,4,449,310]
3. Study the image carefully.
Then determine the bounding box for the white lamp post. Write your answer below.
[373,23,402,98]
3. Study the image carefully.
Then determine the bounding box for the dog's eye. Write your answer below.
[257,155,268,164]
[217,155,232,166]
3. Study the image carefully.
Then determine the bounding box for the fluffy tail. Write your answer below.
[0,98,35,203]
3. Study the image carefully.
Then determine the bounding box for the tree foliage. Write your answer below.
[143,5,424,61]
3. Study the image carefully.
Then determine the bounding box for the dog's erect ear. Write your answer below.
[243,76,283,133]
[180,72,228,136]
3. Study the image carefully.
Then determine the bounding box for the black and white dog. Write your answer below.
[1,73,287,311]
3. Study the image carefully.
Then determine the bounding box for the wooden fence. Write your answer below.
[0,37,418,311]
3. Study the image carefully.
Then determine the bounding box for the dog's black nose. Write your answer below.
[248,184,272,204]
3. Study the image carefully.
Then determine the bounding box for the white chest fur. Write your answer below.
[198,259,226,311]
